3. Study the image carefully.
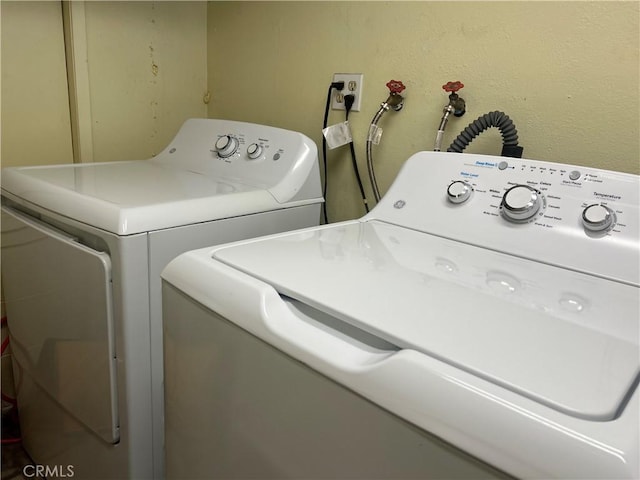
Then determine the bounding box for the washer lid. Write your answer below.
[213,220,640,421]
[1,161,276,235]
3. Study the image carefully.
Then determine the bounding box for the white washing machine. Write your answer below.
[162,151,639,479]
[0,118,323,479]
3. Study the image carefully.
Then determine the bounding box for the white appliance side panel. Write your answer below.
[162,282,512,480]
[1,206,118,444]
[147,203,321,478]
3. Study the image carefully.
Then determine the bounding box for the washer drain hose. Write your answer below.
[447,110,524,158]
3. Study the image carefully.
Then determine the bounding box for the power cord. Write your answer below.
[321,81,345,224]
[344,94,370,213]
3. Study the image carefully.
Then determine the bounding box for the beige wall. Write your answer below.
[1,1,208,167]
[1,1,74,167]
[83,1,208,162]
[207,1,640,222]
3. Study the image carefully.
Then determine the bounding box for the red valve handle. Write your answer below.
[386,80,406,94]
[443,81,464,93]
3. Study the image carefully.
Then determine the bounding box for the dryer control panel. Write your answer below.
[370,152,639,286]
[152,118,319,204]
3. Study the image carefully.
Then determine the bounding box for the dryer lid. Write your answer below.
[213,220,640,421]
[1,161,275,235]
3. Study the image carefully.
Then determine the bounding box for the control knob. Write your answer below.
[446,181,473,204]
[246,143,263,160]
[500,184,544,222]
[215,135,239,158]
[582,204,615,233]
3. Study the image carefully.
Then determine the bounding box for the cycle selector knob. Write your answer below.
[500,184,544,222]
[215,135,239,158]
[246,143,263,160]
[447,181,473,204]
[582,204,615,232]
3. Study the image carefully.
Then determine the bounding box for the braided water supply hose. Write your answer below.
[366,80,406,202]
[447,110,524,158]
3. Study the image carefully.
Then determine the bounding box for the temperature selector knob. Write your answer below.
[582,204,616,233]
[446,181,473,204]
[500,184,544,222]
[215,135,239,158]
[246,143,263,160]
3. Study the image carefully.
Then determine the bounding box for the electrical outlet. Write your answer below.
[331,73,363,112]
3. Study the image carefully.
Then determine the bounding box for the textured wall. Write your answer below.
[207,1,639,222]
[1,1,74,167]
[84,1,208,162]
[1,2,208,166]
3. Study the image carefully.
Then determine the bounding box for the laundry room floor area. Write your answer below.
[1,409,42,480]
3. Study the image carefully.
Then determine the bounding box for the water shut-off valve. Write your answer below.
[435,80,466,151]
[383,80,406,111]
[442,81,466,117]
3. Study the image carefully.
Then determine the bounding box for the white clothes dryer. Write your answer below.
[0,118,323,479]
[162,151,639,479]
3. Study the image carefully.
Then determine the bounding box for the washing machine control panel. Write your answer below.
[498,184,546,223]
[581,203,616,232]
[446,180,473,204]
[374,152,639,285]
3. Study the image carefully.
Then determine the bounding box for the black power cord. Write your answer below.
[321,81,345,224]
[344,94,370,214]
